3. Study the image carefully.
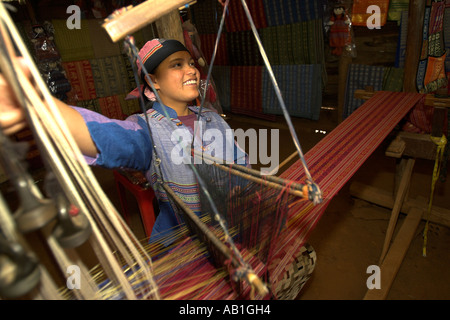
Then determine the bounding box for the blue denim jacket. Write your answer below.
[74,102,247,242]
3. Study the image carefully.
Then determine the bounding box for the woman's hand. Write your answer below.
[0,58,29,135]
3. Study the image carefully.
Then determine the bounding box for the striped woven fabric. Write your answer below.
[227,30,263,66]
[261,19,325,67]
[225,0,267,32]
[261,64,322,120]
[189,0,223,34]
[230,66,276,120]
[52,19,95,62]
[416,2,447,94]
[395,10,409,68]
[118,93,140,117]
[76,98,101,114]
[121,53,138,93]
[212,66,231,111]
[198,33,229,66]
[269,91,424,293]
[98,95,126,120]
[343,64,386,119]
[90,56,130,98]
[388,0,410,22]
[262,0,325,26]
[87,19,121,59]
[445,8,450,73]
[62,60,97,100]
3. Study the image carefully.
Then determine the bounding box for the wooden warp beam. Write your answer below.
[102,0,191,42]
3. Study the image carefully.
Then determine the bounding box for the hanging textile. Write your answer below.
[395,10,409,68]
[416,0,448,93]
[87,19,121,59]
[342,64,385,119]
[262,64,323,120]
[52,19,95,62]
[189,0,223,34]
[90,56,130,98]
[230,66,276,120]
[62,60,97,101]
[227,30,263,66]
[212,66,231,111]
[387,0,410,23]
[262,0,325,26]
[98,95,126,120]
[198,33,229,66]
[225,0,267,32]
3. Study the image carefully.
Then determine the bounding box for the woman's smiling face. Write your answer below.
[149,50,200,109]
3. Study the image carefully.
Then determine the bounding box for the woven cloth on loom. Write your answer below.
[52,19,95,62]
[98,95,126,120]
[269,91,424,293]
[90,56,130,98]
[230,66,276,120]
[261,65,322,120]
[262,0,325,26]
[87,19,121,59]
[62,60,97,101]
[225,0,267,32]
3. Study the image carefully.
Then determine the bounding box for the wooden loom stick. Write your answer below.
[379,158,415,264]
[102,0,191,42]
[162,183,269,297]
[193,150,309,199]
[267,150,298,176]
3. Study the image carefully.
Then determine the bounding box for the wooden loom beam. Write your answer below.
[102,0,189,43]
[351,89,447,298]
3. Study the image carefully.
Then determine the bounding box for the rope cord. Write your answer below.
[423,134,447,257]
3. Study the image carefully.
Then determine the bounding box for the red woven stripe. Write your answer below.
[269,91,424,290]
[62,60,97,100]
